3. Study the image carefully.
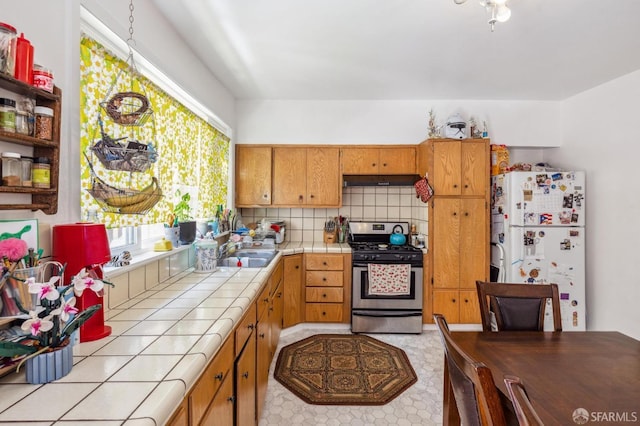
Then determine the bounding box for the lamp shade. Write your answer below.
[52,223,111,278]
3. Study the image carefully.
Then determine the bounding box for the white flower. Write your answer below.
[73,267,105,296]
[27,276,61,301]
[21,311,54,336]
[51,296,79,323]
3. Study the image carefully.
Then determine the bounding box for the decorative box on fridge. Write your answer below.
[52,223,112,342]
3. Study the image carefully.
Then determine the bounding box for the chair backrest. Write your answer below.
[504,375,544,426]
[476,281,562,332]
[433,314,507,426]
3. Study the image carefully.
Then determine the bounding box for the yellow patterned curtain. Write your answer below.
[80,35,229,228]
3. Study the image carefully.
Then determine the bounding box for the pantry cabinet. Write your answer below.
[341,146,416,175]
[0,75,60,213]
[235,145,272,206]
[426,138,489,324]
[272,146,340,206]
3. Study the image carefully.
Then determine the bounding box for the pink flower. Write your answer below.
[27,276,61,301]
[21,311,54,336]
[0,238,28,262]
[51,296,79,323]
[73,268,104,296]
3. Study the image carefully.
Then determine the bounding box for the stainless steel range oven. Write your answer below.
[349,221,424,334]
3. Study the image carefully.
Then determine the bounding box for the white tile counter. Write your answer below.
[0,243,352,425]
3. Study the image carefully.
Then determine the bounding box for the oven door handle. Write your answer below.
[352,311,423,318]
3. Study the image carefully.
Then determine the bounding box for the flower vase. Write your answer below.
[24,343,73,384]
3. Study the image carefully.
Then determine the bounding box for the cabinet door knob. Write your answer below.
[322,277,327,281]
[322,293,327,298]
[382,163,387,167]
[298,195,304,201]
[452,298,457,303]
[248,323,254,330]
[243,371,250,379]
[259,333,266,338]
[310,194,314,198]
[295,265,300,269]
[227,396,235,403]
[322,311,326,316]
[215,372,224,381]
[453,212,457,216]
[263,297,269,303]
[372,163,377,167]
[465,212,469,216]
[263,194,268,199]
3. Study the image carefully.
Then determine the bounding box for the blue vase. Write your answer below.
[24,343,73,384]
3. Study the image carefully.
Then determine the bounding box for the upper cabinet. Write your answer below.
[342,146,416,175]
[272,146,340,206]
[427,138,488,197]
[235,145,272,206]
[0,74,61,214]
[235,145,341,208]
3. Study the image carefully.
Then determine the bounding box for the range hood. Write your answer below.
[343,174,421,187]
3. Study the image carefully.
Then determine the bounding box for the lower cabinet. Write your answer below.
[304,253,350,323]
[282,254,303,327]
[432,289,480,324]
[236,329,257,426]
[200,373,234,425]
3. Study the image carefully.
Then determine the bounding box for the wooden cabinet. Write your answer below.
[341,146,416,175]
[188,335,234,425]
[201,371,234,426]
[235,145,272,206]
[166,400,188,426]
[283,254,304,328]
[256,259,283,418]
[0,75,60,213]
[235,326,256,426]
[428,139,487,196]
[427,138,489,324]
[304,253,350,323]
[272,146,340,206]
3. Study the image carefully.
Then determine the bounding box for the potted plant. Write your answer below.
[174,190,196,245]
[0,238,109,383]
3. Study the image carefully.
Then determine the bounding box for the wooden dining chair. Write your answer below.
[504,375,544,426]
[434,313,508,426]
[476,281,563,332]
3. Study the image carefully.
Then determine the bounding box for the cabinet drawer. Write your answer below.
[189,336,234,425]
[305,254,343,271]
[306,270,343,287]
[256,283,270,320]
[305,303,343,322]
[306,287,344,303]
[235,303,256,355]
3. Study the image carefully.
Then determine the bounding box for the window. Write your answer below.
[79,27,230,253]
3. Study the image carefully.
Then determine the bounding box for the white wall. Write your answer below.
[236,99,561,147]
[554,70,640,339]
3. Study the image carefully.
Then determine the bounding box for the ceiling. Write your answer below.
[153,0,640,101]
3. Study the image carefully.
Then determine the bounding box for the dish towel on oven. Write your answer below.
[367,263,411,295]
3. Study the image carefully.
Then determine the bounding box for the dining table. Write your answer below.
[444,331,640,425]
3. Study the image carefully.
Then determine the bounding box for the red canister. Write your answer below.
[32,63,53,92]
[14,33,33,84]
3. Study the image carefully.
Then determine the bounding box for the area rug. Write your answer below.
[274,334,417,405]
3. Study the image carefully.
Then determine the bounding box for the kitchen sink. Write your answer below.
[217,249,277,268]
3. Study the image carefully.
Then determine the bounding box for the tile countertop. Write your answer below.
[0,242,352,425]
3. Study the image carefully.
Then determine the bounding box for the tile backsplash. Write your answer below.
[240,186,428,243]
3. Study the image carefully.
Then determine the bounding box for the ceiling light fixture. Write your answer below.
[454,0,512,32]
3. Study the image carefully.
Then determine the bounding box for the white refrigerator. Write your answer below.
[490,171,586,331]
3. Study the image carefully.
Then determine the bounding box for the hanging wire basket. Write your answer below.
[90,116,158,173]
[84,153,162,215]
[100,91,153,127]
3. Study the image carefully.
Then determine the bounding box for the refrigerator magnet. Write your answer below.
[560,239,572,250]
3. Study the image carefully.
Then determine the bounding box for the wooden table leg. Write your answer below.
[442,357,461,426]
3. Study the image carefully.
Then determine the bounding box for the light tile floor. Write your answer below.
[259,327,445,426]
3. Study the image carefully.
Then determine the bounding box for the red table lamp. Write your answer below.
[52,223,112,342]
